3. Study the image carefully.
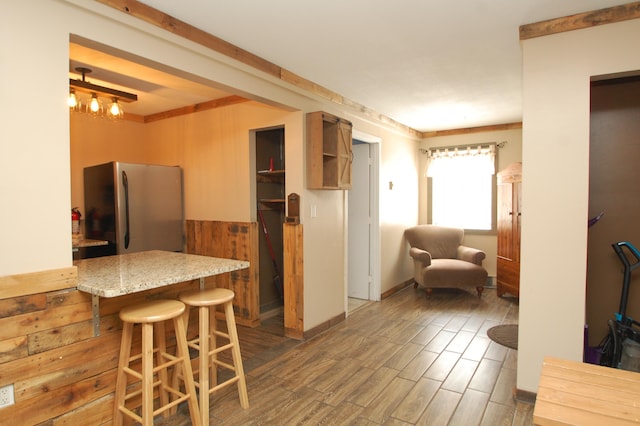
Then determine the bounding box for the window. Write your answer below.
[427,145,496,231]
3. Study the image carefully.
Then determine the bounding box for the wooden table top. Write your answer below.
[534,356,640,425]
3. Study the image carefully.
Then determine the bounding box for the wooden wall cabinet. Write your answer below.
[307,111,353,189]
[497,162,522,298]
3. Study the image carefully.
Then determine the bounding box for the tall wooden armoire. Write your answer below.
[497,162,522,297]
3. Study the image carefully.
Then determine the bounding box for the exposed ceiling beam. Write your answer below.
[143,95,249,123]
[422,122,522,138]
[520,1,640,40]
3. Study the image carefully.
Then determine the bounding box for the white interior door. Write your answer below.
[348,142,371,299]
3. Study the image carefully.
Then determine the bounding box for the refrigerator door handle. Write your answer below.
[122,170,131,249]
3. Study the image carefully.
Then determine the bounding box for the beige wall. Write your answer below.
[1,1,71,274]
[519,18,640,392]
[3,0,420,333]
[379,128,420,294]
[419,129,523,279]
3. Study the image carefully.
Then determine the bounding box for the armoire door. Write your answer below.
[497,162,522,297]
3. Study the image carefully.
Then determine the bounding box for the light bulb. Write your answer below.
[68,90,78,108]
[109,98,123,118]
[89,94,100,113]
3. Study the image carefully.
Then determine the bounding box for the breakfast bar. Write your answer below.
[74,250,249,336]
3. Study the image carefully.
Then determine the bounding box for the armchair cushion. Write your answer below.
[404,225,488,297]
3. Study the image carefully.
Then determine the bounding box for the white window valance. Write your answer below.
[426,145,496,178]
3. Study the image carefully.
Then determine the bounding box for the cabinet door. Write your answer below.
[497,181,514,261]
[513,181,522,263]
[336,119,352,189]
[497,162,522,297]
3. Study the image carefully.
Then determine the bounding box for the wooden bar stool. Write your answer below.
[178,287,249,424]
[113,299,201,426]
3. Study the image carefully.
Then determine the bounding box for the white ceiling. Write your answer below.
[72,0,633,132]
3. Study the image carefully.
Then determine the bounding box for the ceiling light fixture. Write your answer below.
[69,67,137,119]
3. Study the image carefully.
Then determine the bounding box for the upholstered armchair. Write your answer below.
[404,225,488,298]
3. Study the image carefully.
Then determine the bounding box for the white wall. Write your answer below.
[519,18,640,392]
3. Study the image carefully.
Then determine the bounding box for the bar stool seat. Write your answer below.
[178,287,249,424]
[113,299,201,426]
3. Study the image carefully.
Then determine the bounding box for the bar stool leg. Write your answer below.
[113,322,133,426]
[209,304,217,387]
[174,313,201,426]
[198,304,210,426]
[169,307,190,415]
[154,321,170,417]
[224,300,249,408]
[141,322,154,426]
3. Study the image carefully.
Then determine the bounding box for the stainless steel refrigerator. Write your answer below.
[80,161,184,258]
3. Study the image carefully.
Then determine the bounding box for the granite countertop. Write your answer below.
[73,238,109,249]
[74,250,249,297]
[72,238,109,253]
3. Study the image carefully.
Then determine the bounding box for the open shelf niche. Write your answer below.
[255,127,285,315]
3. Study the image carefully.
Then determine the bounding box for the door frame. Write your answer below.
[345,129,381,313]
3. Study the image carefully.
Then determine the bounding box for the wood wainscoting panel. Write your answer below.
[0,269,224,424]
[0,230,265,424]
[284,223,304,339]
[0,281,118,424]
[186,220,260,327]
[0,267,77,299]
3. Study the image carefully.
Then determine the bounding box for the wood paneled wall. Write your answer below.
[0,219,261,423]
[185,219,305,339]
[185,220,260,327]
[0,276,221,424]
[283,223,303,339]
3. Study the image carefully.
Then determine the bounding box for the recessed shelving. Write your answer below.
[257,169,285,176]
[255,127,285,310]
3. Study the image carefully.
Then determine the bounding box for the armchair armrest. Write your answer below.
[457,245,486,265]
[409,247,432,266]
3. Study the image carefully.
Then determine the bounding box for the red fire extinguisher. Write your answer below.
[71,207,82,235]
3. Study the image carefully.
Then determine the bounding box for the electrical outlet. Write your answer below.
[0,384,15,408]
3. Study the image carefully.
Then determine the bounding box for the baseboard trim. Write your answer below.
[381,279,414,299]
[260,305,283,320]
[302,312,346,340]
[515,387,537,405]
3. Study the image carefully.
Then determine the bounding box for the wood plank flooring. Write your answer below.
[161,286,533,425]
